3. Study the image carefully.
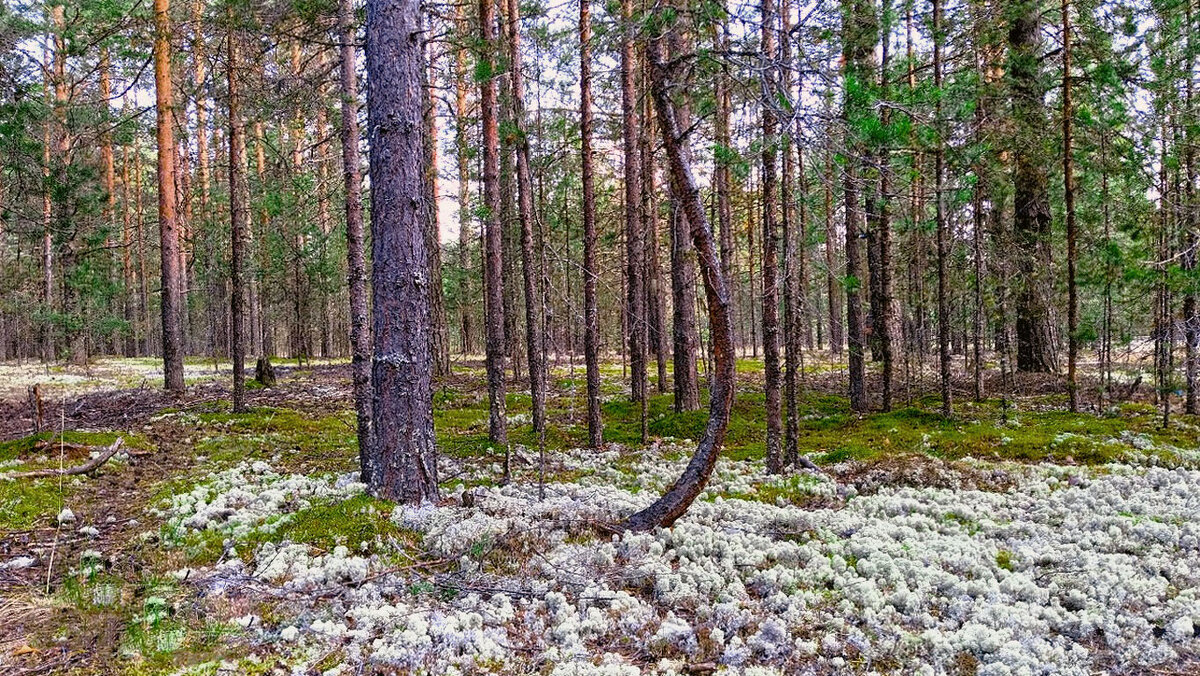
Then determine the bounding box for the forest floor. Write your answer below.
[1,355,1199,675]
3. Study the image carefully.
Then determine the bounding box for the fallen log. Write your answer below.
[4,438,124,480]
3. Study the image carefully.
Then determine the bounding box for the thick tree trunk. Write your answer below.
[580,0,603,448]
[623,31,735,533]
[154,0,185,393]
[364,0,440,502]
[480,0,509,447]
[341,0,373,476]
[1008,1,1058,373]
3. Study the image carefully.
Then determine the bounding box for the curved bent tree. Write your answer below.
[622,29,736,532]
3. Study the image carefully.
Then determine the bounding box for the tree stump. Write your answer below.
[27,385,44,434]
[255,357,276,387]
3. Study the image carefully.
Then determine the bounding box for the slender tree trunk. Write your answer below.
[843,0,875,412]
[1185,0,1198,414]
[715,12,734,316]
[621,0,647,440]
[252,123,267,358]
[761,0,782,472]
[580,0,603,448]
[824,146,842,355]
[455,3,474,356]
[934,0,951,415]
[364,0,440,502]
[1062,0,1078,411]
[877,6,895,412]
[122,143,135,356]
[503,0,548,448]
[227,8,248,413]
[480,0,509,447]
[643,92,670,394]
[154,0,185,392]
[781,1,801,465]
[423,33,451,378]
[136,137,149,356]
[101,48,117,350]
[341,0,372,475]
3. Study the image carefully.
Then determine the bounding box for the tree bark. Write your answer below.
[1062,0,1078,411]
[934,0,951,416]
[503,0,548,447]
[824,146,842,355]
[1008,0,1058,373]
[621,0,647,438]
[154,0,185,392]
[480,0,509,447]
[423,33,451,378]
[455,2,474,356]
[1185,0,1198,414]
[341,0,373,476]
[227,7,249,413]
[364,0,440,502]
[580,0,603,448]
[843,0,875,412]
[668,23,700,412]
[761,0,783,472]
[623,29,735,532]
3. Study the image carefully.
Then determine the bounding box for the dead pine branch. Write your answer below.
[5,438,124,480]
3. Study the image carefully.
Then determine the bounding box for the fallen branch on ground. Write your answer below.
[4,438,124,480]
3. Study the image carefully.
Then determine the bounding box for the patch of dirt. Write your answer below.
[835,453,1018,495]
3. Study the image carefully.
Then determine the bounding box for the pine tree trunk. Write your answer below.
[480,0,509,447]
[935,0,951,415]
[580,0,603,448]
[623,30,735,532]
[423,36,451,378]
[154,0,185,392]
[1062,0,1078,411]
[1008,1,1058,374]
[824,147,842,355]
[1185,0,1198,414]
[761,0,783,473]
[843,0,875,412]
[620,0,647,438]
[455,3,474,356]
[227,9,249,413]
[364,0,440,502]
[503,0,548,447]
[341,0,373,476]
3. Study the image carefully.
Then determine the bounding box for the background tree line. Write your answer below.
[0,0,1197,469]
